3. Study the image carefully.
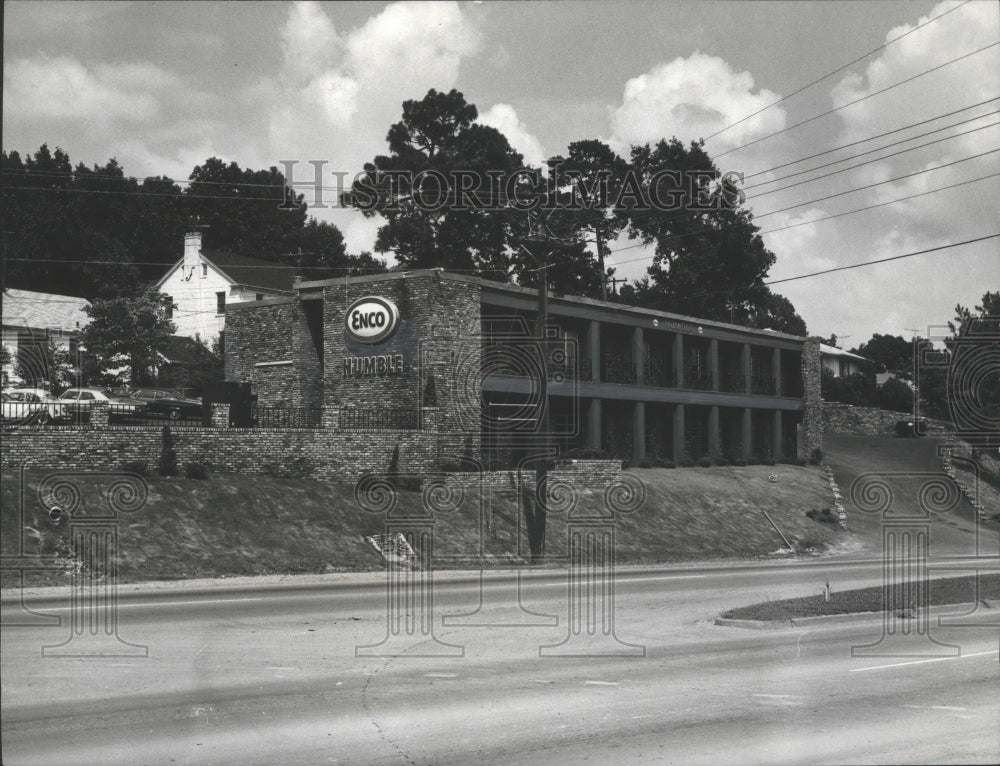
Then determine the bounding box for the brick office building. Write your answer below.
[225,270,823,466]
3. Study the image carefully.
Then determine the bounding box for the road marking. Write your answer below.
[753,693,794,698]
[424,673,458,678]
[267,666,300,671]
[531,679,554,684]
[904,704,968,711]
[585,680,619,686]
[849,650,997,672]
[31,597,265,611]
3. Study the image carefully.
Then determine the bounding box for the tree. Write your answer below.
[3,144,371,298]
[852,334,913,375]
[80,290,176,386]
[518,141,630,299]
[345,88,526,278]
[623,138,806,331]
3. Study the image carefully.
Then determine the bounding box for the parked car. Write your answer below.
[2,391,51,423]
[57,388,147,419]
[3,388,69,422]
[129,388,203,420]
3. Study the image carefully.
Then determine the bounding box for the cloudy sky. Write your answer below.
[4,0,998,346]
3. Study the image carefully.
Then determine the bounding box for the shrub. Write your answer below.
[184,461,209,480]
[715,457,731,467]
[808,447,823,465]
[747,455,760,466]
[680,458,695,468]
[652,457,674,468]
[894,420,915,438]
[806,508,838,524]
[637,458,654,468]
[122,461,147,475]
[763,457,777,466]
[697,457,713,468]
[158,425,178,477]
[733,458,747,467]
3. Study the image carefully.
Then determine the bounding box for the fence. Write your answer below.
[245,405,323,429]
[338,408,419,430]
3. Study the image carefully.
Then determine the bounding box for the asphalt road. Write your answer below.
[3,560,998,766]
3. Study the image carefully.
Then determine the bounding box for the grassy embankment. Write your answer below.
[2,463,848,587]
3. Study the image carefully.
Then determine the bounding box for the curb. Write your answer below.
[714,599,996,629]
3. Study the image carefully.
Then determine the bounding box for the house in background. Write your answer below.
[1,288,90,388]
[819,343,869,377]
[156,230,296,344]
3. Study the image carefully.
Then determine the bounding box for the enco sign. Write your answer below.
[344,296,400,344]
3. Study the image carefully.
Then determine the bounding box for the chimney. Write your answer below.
[183,230,203,271]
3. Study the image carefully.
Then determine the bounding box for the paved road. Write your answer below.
[824,434,996,556]
[3,560,998,765]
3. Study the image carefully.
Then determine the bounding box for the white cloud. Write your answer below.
[608,52,786,156]
[478,103,546,166]
[3,56,164,125]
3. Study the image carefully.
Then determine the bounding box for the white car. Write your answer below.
[2,391,51,423]
[57,387,147,418]
[4,388,69,422]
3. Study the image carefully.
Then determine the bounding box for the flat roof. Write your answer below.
[296,269,808,344]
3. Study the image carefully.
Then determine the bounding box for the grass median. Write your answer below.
[721,573,1000,622]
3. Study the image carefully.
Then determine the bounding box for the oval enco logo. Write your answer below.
[344,296,400,344]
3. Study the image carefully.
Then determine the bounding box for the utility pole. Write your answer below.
[606,276,627,297]
[521,210,552,563]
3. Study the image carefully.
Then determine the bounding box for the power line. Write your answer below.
[601,172,1000,269]
[704,0,974,142]
[745,119,1000,197]
[753,146,999,218]
[742,96,1000,179]
[764,234,999,285]
[715,40,1000,159]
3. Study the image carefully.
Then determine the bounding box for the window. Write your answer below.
[256,293,264,301]
[202,263,208,278]
[217,292,226,315]
[163,295,173,319]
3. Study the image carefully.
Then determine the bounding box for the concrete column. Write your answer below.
[672,334,684,388]
[708,405,721,459]
[588,320,601,382]
[633,327,644,386]
[633,401,646,461]
[742,408,752,459]
[773,347,783,397]
[588,398,602,450]
[772,410,783,459]
[742,343,752,395]
[709,339,719,392]
[672,404,685,462]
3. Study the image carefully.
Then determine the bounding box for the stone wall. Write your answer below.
[822,402,952,436]
[800,338,824,459]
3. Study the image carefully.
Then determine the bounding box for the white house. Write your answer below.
[1,288,90,388]
[156,230,295,344]
[820,343,869,377]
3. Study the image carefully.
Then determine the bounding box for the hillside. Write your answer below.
[1,464,849,588]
